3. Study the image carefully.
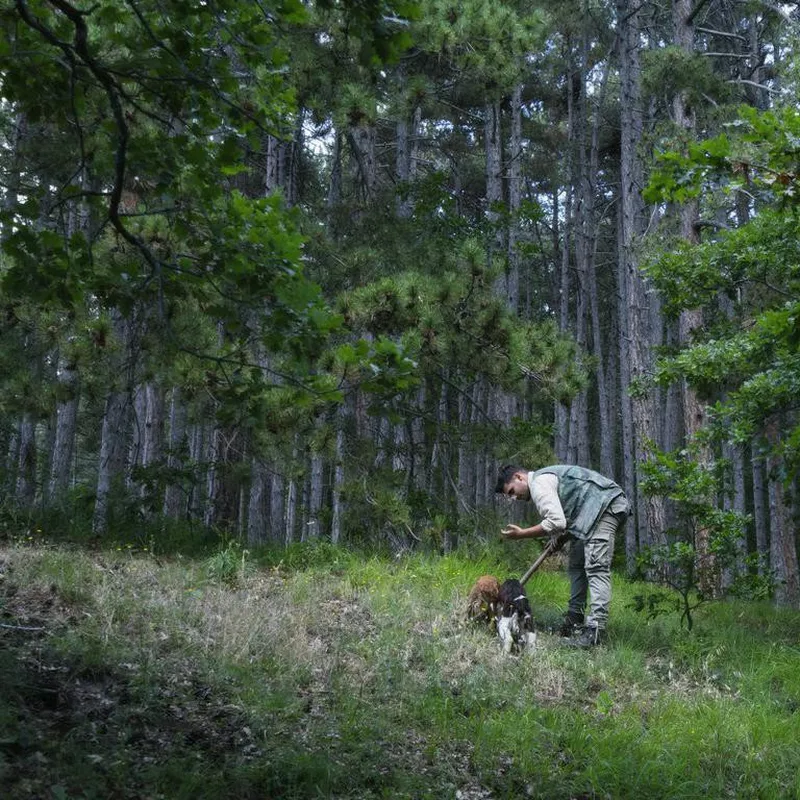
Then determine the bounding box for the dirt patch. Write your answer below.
[0,556,263,799]
[2,645,264,799]
[1,581,80,631]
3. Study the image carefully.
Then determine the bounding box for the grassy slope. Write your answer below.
[1,542,799,800]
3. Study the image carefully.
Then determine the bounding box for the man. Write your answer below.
[495,464,630,647]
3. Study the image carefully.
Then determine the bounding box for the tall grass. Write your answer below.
[1,540,799,799]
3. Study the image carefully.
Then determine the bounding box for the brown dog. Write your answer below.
[466,574,501,625]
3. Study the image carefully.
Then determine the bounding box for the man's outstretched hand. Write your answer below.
[501,524,525,539]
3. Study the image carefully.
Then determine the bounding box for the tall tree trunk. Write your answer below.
[751,441,769,576]
[128,384,147,489]
[568,43,593,468]
[247,455,269,545]
[163,388,188,519]
[556,179,571,462]
[484,99,515,429]
[506,84,523,314]
[15,413,37,508]
[485,99,503,243]
[186,421,205,520]
[265,134,281,195]
[93,390,131,534]
[396,108,410,219]
[617,0,665,563]
[674,0,717,596]
[269,468,286,544]
[143,382,164,485]
[662,317,683,454]
[457,381,473,521]
[765,417,800,607]
[4,427,20,498]
[395,68,419,220]
[556,50,576,463]
[285,443,298,544]
[331,425,346,545]
[285,109,303,206]
[1,111,27,241]
[327,130,343,210]
[247,346,274,543]
[428,381,448,499]
[48,353,79,502]
[472,379,486,512]
[486,99,505,293]
[307,453,324,539]
[585,57,613,476]
[93,312,134,534]
[203,418,221,529]
[730,443,748,572]
[412,384,426,491]
[348,122,377,203]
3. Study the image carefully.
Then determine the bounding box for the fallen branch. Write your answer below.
[0,622,46,632]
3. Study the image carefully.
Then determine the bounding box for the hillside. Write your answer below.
[2,542,799,799]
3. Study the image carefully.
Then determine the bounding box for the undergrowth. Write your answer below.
[1,539,799,799]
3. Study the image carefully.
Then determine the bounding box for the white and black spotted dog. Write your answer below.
[496,578,536,654]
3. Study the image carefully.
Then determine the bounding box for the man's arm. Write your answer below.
[500,522,549,540]
[501,473,566,540]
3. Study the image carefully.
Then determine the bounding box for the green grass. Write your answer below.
[1,540,799,799]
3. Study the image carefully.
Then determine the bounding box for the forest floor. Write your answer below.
[1,540,800,799]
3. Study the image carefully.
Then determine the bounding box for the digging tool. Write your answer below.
[519,534,568,586]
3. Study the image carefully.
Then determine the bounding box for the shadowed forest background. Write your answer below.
[2,0,800,607]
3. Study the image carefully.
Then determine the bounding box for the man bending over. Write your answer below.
[496,464,630,647]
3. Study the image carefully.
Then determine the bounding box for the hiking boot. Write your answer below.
[568,625,607,648]
[558,611,584,637]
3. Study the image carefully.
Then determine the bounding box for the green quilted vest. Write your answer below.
[529,465,626,540]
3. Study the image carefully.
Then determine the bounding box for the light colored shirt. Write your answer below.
[529,472,566,534]
[529,470,629,535]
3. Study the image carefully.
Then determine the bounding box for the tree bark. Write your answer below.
[617,0,666,563]
[93,311,134,534]
[143,383,164,472]
[765,417,800,607]
[93,389,131,534]
[331,425,345,545]
[506,83,523,314]
[163,388,188,519]
[751,441,769,576]
[15,413,37,508]
[1,111,27,241]
[47,353,79,502]
[269,468,286,544]
[486,99,505,294]
[307,453,325,539]
[674,0,719,596]
[285,444,298,544]
[187,421,205,520]
[327,130,343,210]
[247,455,269,545]
[348,123,377,203]
[203,418,221,529]
[395,68,419,220]
[128,384,147,489]
[457,381,473,521]
[556,58,575,462]
[568,41,594,469]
